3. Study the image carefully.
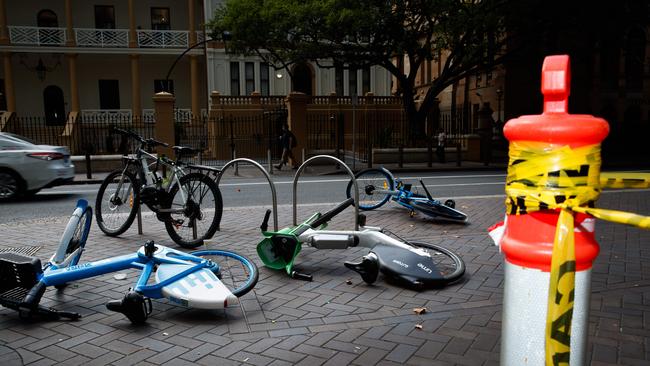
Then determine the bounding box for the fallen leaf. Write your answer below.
[415,324,423,330]
[413,307,427,315]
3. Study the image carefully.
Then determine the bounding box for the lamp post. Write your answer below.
[496,88,503,124]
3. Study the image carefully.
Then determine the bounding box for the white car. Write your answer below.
[0,132,75,200]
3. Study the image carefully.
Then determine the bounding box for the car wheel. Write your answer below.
[0,170,22,201]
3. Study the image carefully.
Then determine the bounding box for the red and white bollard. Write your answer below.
[499,55,609,365]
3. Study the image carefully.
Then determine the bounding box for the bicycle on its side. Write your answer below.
[346,167,468,223]
[95,128,223,248]
[257,198,465,290]
[0,199,258,324]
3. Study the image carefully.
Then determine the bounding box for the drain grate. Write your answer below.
[0,246,41,256]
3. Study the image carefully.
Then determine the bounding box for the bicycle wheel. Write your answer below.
[408,240,465,285]
[54,202,92,289]
[190,250,258,297]
[346,168,394,210]
[165,173,223,248]
[95,170,140,236]
[411,200,468,223]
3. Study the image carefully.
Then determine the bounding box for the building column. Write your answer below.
[67,54,80,113]
[190,55,200,117]
[0,0,8,45]
[188,0,197,45]
[128,0,137,48]
[130,54,141,117]
[3,52,15,112]
[65,0,75,46]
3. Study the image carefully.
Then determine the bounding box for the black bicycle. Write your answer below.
[95,129,223,248]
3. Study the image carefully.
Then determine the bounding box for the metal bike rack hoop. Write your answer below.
[215,158,279,231]
[292,155,359,230]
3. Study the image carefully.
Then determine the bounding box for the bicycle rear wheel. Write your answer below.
[190,250,258,297]
[346,168,394,210]
[96,170,140,236]
[411,200,468,223]
[408,241,465,285]
[165,173,223,248]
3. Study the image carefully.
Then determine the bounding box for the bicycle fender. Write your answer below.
[371,244,446,289]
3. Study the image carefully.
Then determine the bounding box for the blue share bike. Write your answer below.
[346,167,469,223]
[0,199,258,324]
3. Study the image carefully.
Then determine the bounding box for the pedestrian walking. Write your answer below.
[436,129,446,163]
[275,123,300,170]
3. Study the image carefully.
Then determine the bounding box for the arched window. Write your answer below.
[43,85,65,125]
[625,28,645,91]
[37,9,58,28]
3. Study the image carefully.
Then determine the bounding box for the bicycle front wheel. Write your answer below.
[165,173,223,248]
[190,250,258,298]
[346,168,394,210]
[408,241,465,285]
[96,170,139,236]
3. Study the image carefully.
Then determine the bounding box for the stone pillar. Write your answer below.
[190,55,200,119]
[251,90,261,104]
[130,54,141,118]
[3,52,14,111]
[66,54,80,113]
[0,0,8,45]
[65,0,75,46]
[188,0,196,45]
[153,92,176,158]
[210,91,221,109]
[286,92,308,157]
[128,0,137,48]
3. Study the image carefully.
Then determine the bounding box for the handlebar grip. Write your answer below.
[260,209,272,232]
[291,271,313,282]
[310,197,354,228]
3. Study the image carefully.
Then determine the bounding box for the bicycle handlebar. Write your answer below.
[310,197,354,228]
[113,128,169,148]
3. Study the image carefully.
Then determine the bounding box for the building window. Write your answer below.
[625,28,645,91]
[260,63,270,96]
[245,62,255,95]
[151,8,170,30]
[98,80,120,109]
[94,5,115,29]
[335,64,344,95]
[154,79,173,94]
[37,9,58,27]
[349,66,357,96]
[230,62,240,96]
[362,66,371,95]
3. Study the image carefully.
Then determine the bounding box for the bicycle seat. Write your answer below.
[172,146,201,156]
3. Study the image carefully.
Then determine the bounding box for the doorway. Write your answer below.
[292,63,313,95]
[43,85,65,125]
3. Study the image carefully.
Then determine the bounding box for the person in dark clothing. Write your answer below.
[275,124,299,170]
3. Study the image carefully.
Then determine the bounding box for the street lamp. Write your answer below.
[163,31,232,93]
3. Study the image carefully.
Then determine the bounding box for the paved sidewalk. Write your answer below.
[1,190,649,365]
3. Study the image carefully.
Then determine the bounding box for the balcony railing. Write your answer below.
[8,26,66,46]
[81,109,132,123]
[76,28,129,48]
[7,26,203,49]
[142,108,192,123]
[137,30,189,48]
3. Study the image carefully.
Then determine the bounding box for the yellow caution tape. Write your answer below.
[504,141,650,365]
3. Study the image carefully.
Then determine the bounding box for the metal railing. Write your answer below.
[75,28,129,48]
[137,30,189,48]
[142,108,192,123]
[8,26,66,46]
[81,109,133,123]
